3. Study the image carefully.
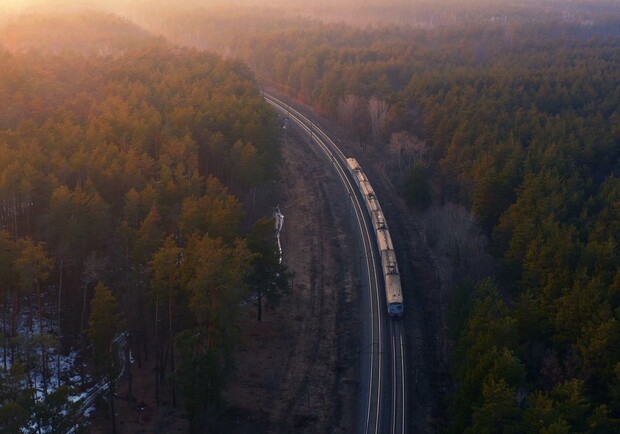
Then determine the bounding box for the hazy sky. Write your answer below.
[0,0,490,10]
[1,0,135,11]
[4,0,619,18]
[0,0,475,14]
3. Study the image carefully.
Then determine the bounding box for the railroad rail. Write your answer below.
[263,91,406,434]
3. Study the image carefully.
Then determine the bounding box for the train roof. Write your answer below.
[385,273,403,303]
[371,209,387,230]
[346,157,361,171]
[381,249,400,275]
[376,227,394,252]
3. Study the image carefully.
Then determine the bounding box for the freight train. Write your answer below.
[346,158,403,318]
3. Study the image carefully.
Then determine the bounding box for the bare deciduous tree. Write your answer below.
[423,202,493,291]
[368,96,389,143]
[337,94,360,129]
[388,130,428,176]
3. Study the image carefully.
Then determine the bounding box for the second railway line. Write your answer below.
[263,91,407,434]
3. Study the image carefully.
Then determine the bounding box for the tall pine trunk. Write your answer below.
[109,351,117,434]
[154,294,159,405]
[2,292,7,372]
[36,278,48,397]
[57,259,62,387]
[125,335,132,402]
[10,289,20,365]
[168,286,176,406]
[79,285,88,390]
[257,288,262,322]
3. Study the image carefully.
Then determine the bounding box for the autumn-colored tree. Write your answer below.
[403,162,432,211]
[0,231,17,370]
[14,238,53,395]
[87,282,123,434]
[177,233,252,429]
[150,236,182,406]
[179,175,245,243]
[0,21,285,430]
[246,217,292,321]
[368,96,388,144]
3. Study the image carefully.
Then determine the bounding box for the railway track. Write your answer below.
[263,91,407,434]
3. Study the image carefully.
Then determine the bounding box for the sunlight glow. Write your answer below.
[3,0,38,10]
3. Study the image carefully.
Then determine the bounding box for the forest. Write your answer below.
[0,12,288,433]
[1,1,620,432]
[130,2,620,432]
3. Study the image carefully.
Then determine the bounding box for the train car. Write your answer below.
[376,227,394,253]
[360,181,375,203]
[347,157,362,174]
[371,208,387,230]
[381,248,399,275]
[346,157,404,318]
[385,273,403,317]
[366,192,381,216]
[378,231,404,318]
[347,158,384,225]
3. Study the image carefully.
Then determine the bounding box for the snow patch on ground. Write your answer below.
[0,305,111,433]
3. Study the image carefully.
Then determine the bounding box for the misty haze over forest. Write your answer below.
[4,0,620,25]
[1,0,619,433]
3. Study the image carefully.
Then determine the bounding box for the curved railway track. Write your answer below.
[263,91,407,434]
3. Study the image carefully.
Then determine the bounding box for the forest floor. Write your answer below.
[219,126,360,433]
[88,351,188,433]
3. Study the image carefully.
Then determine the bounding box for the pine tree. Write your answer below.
[87,282,123,434]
